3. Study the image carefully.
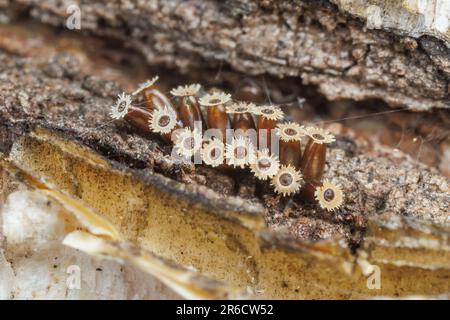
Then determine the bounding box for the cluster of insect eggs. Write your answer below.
[110,76,343,212]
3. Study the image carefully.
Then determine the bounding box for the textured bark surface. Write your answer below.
[1,0,449,111]
[332,0,450,45]
[1,1,449,300]
[0,49,448,248]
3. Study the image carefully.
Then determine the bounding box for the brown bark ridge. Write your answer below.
[1,0,449,111]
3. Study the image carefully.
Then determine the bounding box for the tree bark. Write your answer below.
[1,0,449,111]
[0,2,449,299]
[0,48,448,243]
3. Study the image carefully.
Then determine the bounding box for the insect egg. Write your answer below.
[132,76,173,114]
[314,180,344,212]
[112,77,344,210]
[225,136,257,169]
[200,92,232,143]
[226,102,257,137]
[253,105,284,151]
[173,128,203,158]
[110,92,133,120]
[135,77,174,113]
[201,138,225,167]
[149,105,180,143]
[250,148,280,180]
[171,84,205,132]
[271,165,303,196]
[276,122,305,170]
[301,127,335,183]
[110,92,153,135]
